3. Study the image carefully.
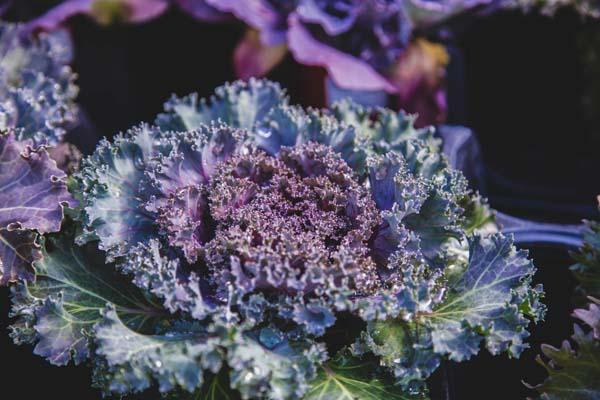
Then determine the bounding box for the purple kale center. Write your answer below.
[205,142,381,297]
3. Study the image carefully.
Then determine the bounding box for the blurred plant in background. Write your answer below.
[6,0,507,127]
[527,201,600,399]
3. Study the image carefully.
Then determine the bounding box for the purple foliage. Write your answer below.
[0,133,75,284]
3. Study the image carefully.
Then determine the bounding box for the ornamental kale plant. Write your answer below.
[528,207,600,399]
[0,22,78,285]
[1,79,544,399]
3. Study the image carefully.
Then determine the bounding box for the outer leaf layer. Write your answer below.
[94,306,223,395]
[426,233,541,360]
[9,224,163,365]
[360,233,543,390]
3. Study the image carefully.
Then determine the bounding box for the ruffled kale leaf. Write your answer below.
[75,125,166,258]
[304,351,428,400]
[367,147,467,270]
[156,78,287,132]
[76,124,241,260]
[0,23,79,281]
[93,306,223,395]
[0,23,73,89]
[529,299,600,399]
[330,99,436,154]
[0,23,77,146]
[9,223,164,366]
[426,234,543,359]
[360,233,544,389]
[0,70,77,145]
[253,104,368,174]
[0,133,74,284]
[121,239,216,320]
[96,319,327,398]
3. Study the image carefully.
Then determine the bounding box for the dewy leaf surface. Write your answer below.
[304,352,428,400]
[227,328,326,400]
[10,224,164,366]
[94,306,223,395]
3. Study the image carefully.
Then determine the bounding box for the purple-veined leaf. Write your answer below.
[0,133,75,284]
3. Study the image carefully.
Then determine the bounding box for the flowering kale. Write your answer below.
[287,0,412,92]
[24,1,497,127]
[0,22,77,286]
[4,79,542,399]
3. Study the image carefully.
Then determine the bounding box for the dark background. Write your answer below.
[1,4,599,399]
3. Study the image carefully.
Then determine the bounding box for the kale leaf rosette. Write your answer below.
[5,79,544,399]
